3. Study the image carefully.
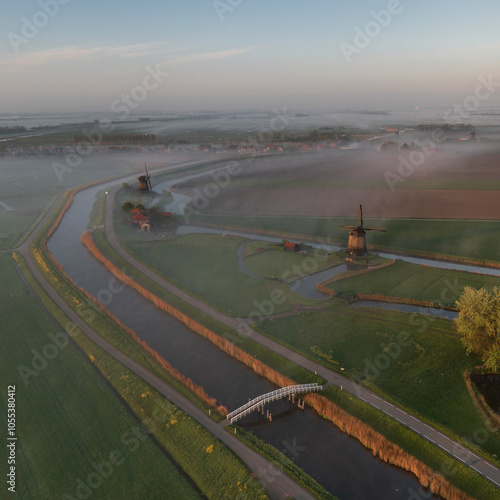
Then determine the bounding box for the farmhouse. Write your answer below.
[132,212,148,224]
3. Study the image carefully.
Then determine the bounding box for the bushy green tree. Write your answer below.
[456,286,500,372]
[122,201,134,212]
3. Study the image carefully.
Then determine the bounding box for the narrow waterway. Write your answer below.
[350,301,459,321]
[46,183,435,499]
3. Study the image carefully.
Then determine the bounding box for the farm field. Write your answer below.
[0,253,201,500]
[256,306,500,460]
[243,239,342,281]
[124,233,327,316]
[174,148,500,219]
[330,260,500,306]
[175,148,500,191]
[177,174,500,191]
[0,155,144,251]
[0,149,216,252]
[187,186,500,220]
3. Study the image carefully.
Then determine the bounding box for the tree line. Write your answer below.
[73,133,156,143]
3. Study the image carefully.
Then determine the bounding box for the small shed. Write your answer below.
[140,221,151,232]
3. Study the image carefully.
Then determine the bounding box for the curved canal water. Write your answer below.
[45,183,439,499]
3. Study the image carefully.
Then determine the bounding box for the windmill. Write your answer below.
[339,204,385,256]
[138,163,152,192]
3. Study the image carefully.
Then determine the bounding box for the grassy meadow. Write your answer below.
[0,155,146,251]
[124,232,323,316]
[331,260,500,306]
[243,239,342,280]
[256,305,500,460]
[0,253,202,499]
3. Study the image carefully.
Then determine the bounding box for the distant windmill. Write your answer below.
[138,163,152,192]
[339,204,385,256]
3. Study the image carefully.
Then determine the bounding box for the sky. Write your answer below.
[1,0,500,114]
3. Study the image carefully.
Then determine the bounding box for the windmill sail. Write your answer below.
[144,163,152,191]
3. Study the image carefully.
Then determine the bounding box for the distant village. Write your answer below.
[0,123,480,159]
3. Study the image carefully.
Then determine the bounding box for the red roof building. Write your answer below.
[132,213,148,223]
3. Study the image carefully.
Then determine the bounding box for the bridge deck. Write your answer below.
[227,383,323,424]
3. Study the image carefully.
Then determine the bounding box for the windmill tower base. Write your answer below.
[138,175,150,192]
[347,233,367,256]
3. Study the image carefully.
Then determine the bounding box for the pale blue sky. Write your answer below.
[1,0,499,113]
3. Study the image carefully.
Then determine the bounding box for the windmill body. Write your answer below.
[339,205,385,257]
[138,163,152,192]
[346,226,367,256]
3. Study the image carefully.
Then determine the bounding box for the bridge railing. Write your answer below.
[227,383,323,423]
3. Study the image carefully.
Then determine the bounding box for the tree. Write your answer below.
[456,286,500,372]
[122,202,134,212]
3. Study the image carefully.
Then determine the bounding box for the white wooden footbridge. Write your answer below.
[226,383,323,424]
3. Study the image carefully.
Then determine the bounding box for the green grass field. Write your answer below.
[256,305,500,461]
[88,344,269,500]
[331,260,500,306]
[0,155,144,251]
[243,240,342,281]
[124,232,323,316]
[0,253,202,499]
